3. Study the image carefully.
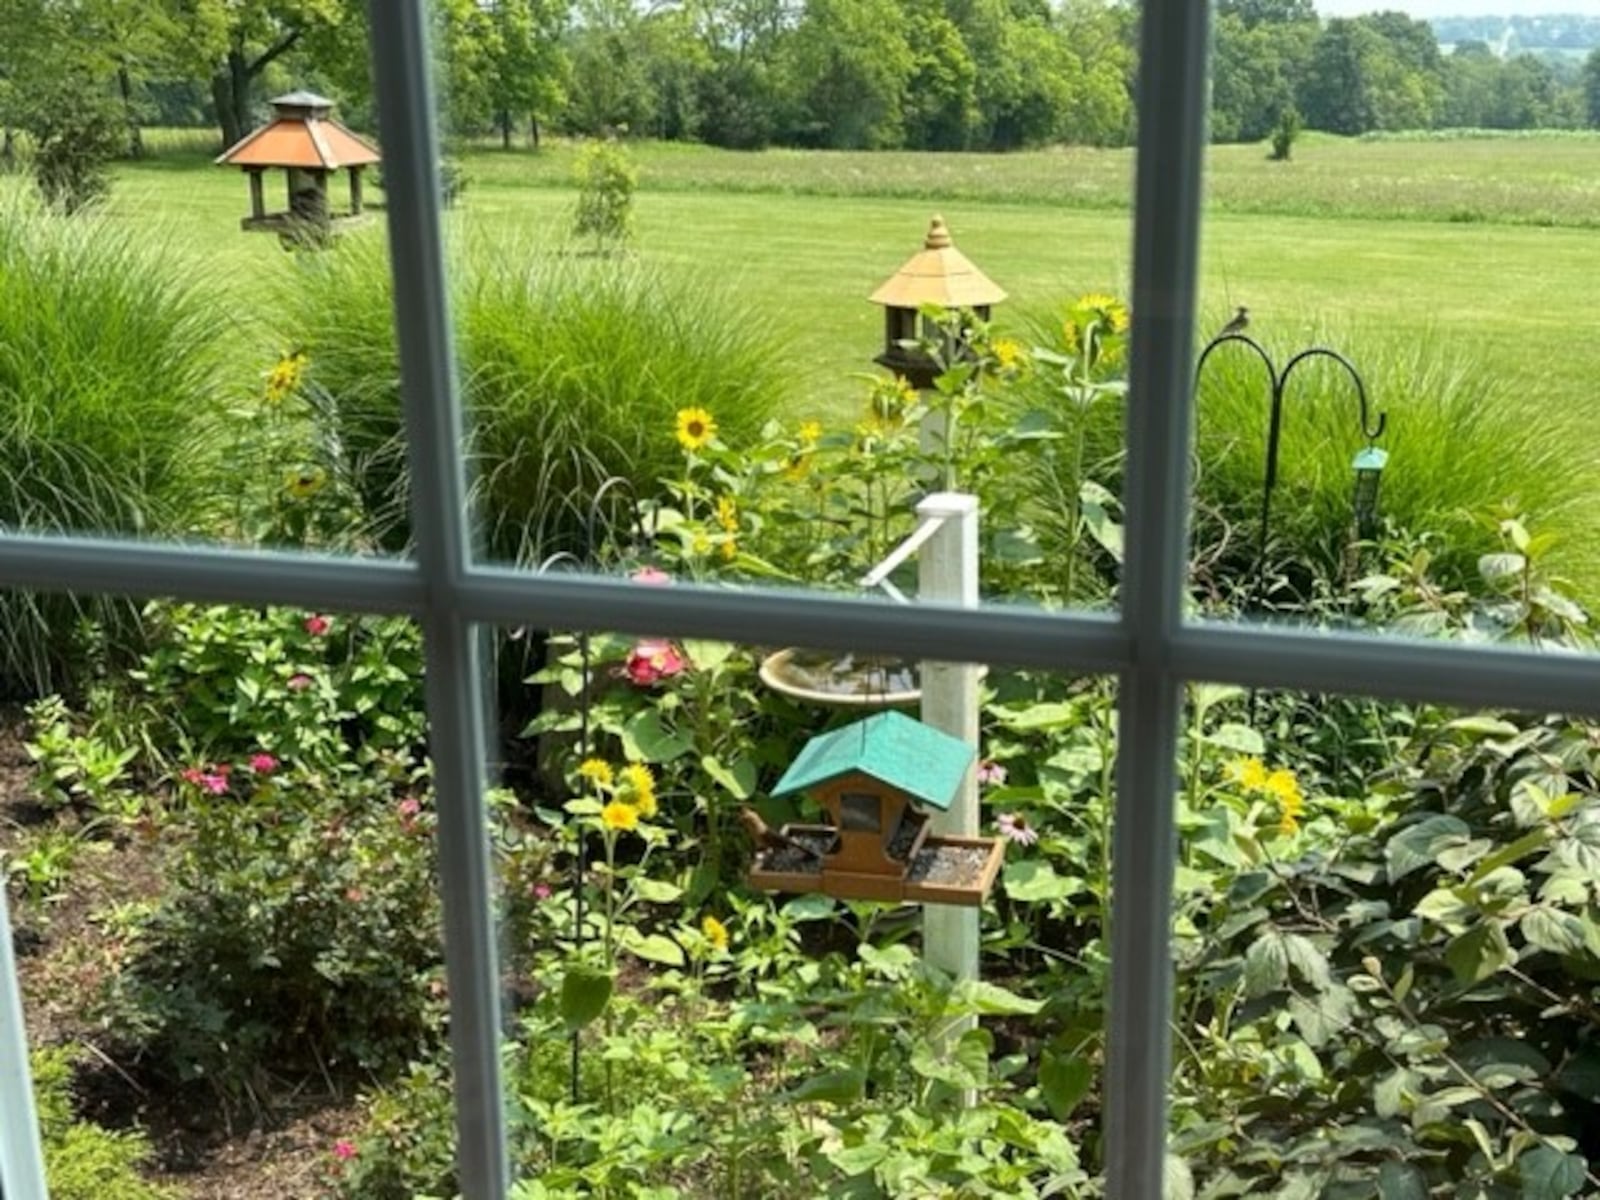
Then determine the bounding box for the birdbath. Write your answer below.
[758,648,920,708]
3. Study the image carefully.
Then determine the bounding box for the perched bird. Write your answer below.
[1218,306,1250,337]
[738,808,822,859]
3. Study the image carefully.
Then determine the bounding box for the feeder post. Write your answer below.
[918,491,981,997]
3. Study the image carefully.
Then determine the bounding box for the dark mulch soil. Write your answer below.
[1,707,361,1200]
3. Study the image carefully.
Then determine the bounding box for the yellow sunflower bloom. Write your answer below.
[1230,757,1269,790]
[676,407,717,452]
[620,763,656,818]
[284,466,327,500]
[601,801,639,832]
[719,537,737,562]
[702,914,729,952]
[578,758,614,787]
[1263,769,1303,808]
[992,337,1026,371]
[716,495,739,533]
[798,420,823,446]
[264,351,308,405]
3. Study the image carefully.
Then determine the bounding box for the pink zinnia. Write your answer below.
[287,672,314,692]
[533,882,553,901]
[996,813,1038,847]
[398,797,421,819]
[249,753,278,774]
[624,639,688,687]
[977,760,1007,788]
[304,614,331,637]
[332,1139,358,1161]
[198,773,229,795]
[631,566,672,586]
[180,767,204,786]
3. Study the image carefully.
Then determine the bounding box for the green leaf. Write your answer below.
[1039,1048,1093,1122]
[622,931,685,966]
[1445,922,1515,985]
[559,966,613,1033]
[951,979,1044,1016]
[701,754,754,800]
[1164,1154,1195,1200]
[1386,815,1472,882]
[1556,1048,1600,1103]
[1244,931,1289,997]
[1204,723,1265,756]
[1518,1146,1587,1200]
[1471,830,1551,882]
[781,894,839,922]
[1521,907,1583,956]
[1377,1161,1428,1200]
[632,878,683,904]
[1375,1067,1417,1119]
[1003,859,1074,903]
[996,702,1080,731]
[787,1067,866,1105]
[1287,985,1356,1049]
[1283,933,1331,991]
[910,1028,991,1089]
[621,709,691,763]
[681,640,734,671]
[829,1142,888,1176]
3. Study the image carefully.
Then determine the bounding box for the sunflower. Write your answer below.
[991,337,1026,372]
[702,915,730,952]
[715,495,739,533]
[601,801,639,832]
[1229,757,1268,790]
[620,763,657,818]
[798,420,823,446]
[264,351,308,405]
[676,407,717,452]
[578,758,614,788]
[284,466,327,500]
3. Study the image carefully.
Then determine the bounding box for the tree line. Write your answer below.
[2,0,1599,161]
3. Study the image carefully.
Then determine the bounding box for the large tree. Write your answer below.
[1585,47,1600,128]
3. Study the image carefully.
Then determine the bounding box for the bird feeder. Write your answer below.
[1352,445,1388,539]
[869,216,1007,390]
[745,710,1003,907]
[216,91,380,241]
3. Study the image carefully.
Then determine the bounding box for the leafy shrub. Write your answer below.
[129,603,427,771]
[0,203,217,694]
[97,761,446,1093]
[277,237,790,563]
[23,694,139,821]
[571,139,637,253]
[32,1046,176,1200]
[1168,707,1600,1197]
[16,76,124,213]
[1269,105,1302,161]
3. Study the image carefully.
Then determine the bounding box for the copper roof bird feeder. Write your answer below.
[870,215,1007,390]
[744,711,1004,907]
[216,91,380,243]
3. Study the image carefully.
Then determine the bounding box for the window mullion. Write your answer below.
[0,881,49,1199]
[1109,2,1214,1197]
[365,6,507,1198]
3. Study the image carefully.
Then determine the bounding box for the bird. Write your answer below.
[1218,306,1250,337]
[738,808,823,859]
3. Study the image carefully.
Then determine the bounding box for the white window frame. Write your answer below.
[4,4,1599,1198]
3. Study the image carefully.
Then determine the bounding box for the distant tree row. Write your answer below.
[1,0,1598,162]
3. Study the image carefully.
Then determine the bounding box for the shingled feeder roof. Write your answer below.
[868,215,1007,310]
[216,92,380,171]
[772,710,975,812]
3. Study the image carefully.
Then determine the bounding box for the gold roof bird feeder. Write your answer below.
[869,215,1007,390]
[744,711,1004,907]
[216,91,380,243]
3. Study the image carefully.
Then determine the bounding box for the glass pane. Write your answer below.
[0,7,406,694]
[442,0,1141,618]
[1170,683,1600,1196]
[0,598,443,1194]
[336,628,1111,1196]
[1195,9,1600,654]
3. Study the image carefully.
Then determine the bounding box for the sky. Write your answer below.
[1316,1,1600,14]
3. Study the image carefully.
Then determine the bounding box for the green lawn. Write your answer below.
[98,134,1600,419]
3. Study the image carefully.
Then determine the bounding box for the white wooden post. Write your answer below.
[918,491,981,993]
[0,882,48,1198]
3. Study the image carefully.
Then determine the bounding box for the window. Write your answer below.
[4,4,1597,1199]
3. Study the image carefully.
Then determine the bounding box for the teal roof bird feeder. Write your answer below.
[744,711,1003,907]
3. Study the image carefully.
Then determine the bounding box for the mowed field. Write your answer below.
[94,130,1600,414]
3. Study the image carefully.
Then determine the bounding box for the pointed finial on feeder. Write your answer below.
[924,215,952,250]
